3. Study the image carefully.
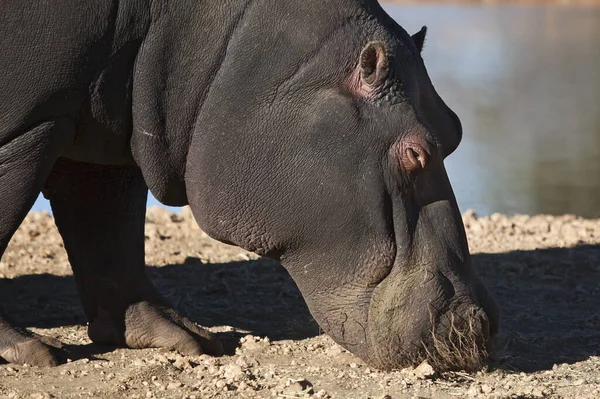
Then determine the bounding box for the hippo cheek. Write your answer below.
[366,268,492,371]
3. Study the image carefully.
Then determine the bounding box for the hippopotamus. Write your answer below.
[0,0,499,370]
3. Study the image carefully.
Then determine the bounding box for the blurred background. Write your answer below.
[31,1,600,217]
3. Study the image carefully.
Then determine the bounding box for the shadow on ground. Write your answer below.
[475,244,600,372]
[1,245,599,372]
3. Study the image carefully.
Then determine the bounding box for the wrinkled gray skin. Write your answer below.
[0,0,498,369]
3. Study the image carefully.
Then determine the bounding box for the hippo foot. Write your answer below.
[88,301,223,357]
[0,336,59,367]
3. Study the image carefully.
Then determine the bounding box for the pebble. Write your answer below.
[283,379,314,396]
[167,381,183,389]
[467,384,482,397]
[223,364,245,382]
[314,389,329,398]
[215,380,227,389]
[173,357,192,370]
[481,384,493,394]
[412,361,437,380]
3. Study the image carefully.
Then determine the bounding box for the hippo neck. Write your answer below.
[130,0,250,206]
[131,0,382,206]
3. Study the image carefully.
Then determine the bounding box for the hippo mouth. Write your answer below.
[364,266,495,371]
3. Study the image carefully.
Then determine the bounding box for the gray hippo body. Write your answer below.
[0,0,498,369]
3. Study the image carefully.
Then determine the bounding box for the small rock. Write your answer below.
[467,384,482,397]
[153,354,169,365]
[314,390,329,398]
[413,360,437,380]
[481,384,493,394]
[223,364,245,382]
[173,357,192,370]
[325,345,343,356]
[167,382,183,390]
[283,379,314,396]
[215,380,227,389]
[241,334,256,343]
[236,355,259,368]
[264,370,276,380]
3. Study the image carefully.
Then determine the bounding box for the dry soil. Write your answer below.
[0,207,599,399]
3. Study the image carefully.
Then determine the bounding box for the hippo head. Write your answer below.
[186,5,498,371]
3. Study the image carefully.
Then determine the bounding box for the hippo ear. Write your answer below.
[411,26,427,53]
[359,41,389,88]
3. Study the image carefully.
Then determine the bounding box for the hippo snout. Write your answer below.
[363,267,498,372]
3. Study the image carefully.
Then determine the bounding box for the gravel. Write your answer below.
[0,207,598,398]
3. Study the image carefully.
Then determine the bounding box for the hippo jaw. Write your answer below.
[288,186,499,372]
[293,252,497,372]
[298,236,497,372]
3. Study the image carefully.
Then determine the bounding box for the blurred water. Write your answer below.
[32,5,600,217]
[387,4,600,217]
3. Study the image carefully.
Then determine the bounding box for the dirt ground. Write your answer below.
[0,207,599,399]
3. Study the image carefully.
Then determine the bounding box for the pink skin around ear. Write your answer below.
[347,41,389,100]
[347,65,376,99]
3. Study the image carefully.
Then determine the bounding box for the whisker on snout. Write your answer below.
[423,308,489,372]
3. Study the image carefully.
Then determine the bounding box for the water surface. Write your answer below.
[385,4,600,217]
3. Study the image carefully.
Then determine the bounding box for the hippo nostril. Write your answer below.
[402,143,428,171]
[408,148,420,163]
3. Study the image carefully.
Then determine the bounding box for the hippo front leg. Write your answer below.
[0,119,76,366]
[43,159,223,357]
